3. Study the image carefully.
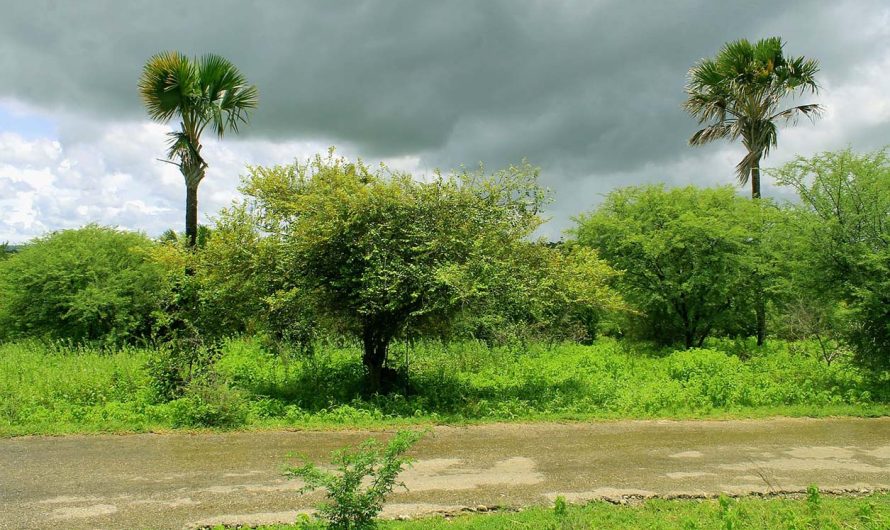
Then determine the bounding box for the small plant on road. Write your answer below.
[286,430,424,529]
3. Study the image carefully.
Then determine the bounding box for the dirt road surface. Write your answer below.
[1,417,889,529]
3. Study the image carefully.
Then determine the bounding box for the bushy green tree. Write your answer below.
[774,148,890,370]
[234,153,620,391]
[572,185,768,348]
[0,225,168,343]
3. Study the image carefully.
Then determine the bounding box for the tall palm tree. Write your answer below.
[684,37,821,199]
[139,52,258,246]
[684,38,821,347]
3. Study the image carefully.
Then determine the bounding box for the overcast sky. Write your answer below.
[1,0,888,242]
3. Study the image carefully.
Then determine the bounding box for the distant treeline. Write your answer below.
[0,148,887,392]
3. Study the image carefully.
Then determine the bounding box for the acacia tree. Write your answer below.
[139,51,258,247]
[236,153,620,392]
[572,185,767,349]
[684,37,821,199]
[774,148,890,370]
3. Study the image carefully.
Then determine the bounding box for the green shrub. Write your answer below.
[0,225,168,344]
[145,334,220,401]
[668,348,744,407]
[286,430,424,529]
[167,379,248,428]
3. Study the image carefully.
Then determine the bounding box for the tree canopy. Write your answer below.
[572,185,769,348]
[0,226,168,343]
[138,51,258,246]
[774,148,890,369]
[230,153,620,391]
[684,37,821,198]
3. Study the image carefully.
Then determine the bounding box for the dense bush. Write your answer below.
[0,225,168,344]
[572,186,767,348]
[1,337,882,435]
[774,148,890,370]
[167,379,248,428]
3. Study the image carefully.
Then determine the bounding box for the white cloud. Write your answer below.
[0,122,347,242]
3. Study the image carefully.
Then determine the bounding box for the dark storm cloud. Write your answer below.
[2,1,883,167]
[1,0,888,241]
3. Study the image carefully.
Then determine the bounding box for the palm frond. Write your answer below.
[770,103,823,124]
[197,53,259,138]
[165,130,205,174]
[689,124,733,145]
[138,51,197,123]
[735,149,760,186]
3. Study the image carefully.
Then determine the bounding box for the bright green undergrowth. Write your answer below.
[1,337,887,436]
[254,492,890,530]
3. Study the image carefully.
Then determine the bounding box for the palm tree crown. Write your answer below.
[138,51,258,245]
[684,37,821,198]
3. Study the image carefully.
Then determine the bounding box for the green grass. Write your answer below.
[253,492,890,530]
[1,337,887,436]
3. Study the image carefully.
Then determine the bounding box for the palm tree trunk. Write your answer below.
[185,182,199,247]
[750,156,761,199]
[183,164,204,248]
[749,154,766,345]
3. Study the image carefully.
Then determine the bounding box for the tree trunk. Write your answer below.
[755,285,766,347]
[750,154,766,345]
[183,163,204,248]
[362,326,391,394]
[185,182,199,248]
[750,156,761,199]
[684,330,694,350]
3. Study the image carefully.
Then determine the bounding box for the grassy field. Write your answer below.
[243,492,890,530]
[1,337,887,436]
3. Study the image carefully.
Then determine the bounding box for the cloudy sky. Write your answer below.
[1,0,888,242]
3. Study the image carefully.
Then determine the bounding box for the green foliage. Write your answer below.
[2,337,883,436]
[448,243,622,345]
[261,493,890,529]
[0,340,154,433]
[774,148,890,370]
[572,185,765,348]
[286,430,424,529]
[807,485,822,529]
[167,378,248,428]
[153,214,282,341]
[235,152,619,391]
[553,495,568,518]
[0,225,168,344]
[145,334,220,401]
[684,36,821,197]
